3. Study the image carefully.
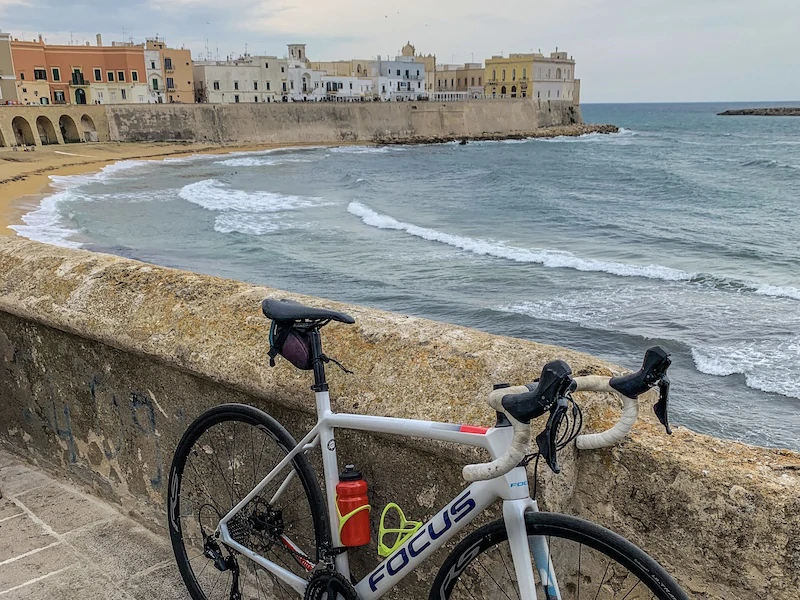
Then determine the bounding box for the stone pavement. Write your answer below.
[0,449,191,599]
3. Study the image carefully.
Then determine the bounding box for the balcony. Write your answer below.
[167,84,176,91]
[70,73,87,86]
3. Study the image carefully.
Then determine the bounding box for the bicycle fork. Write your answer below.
[504,500,562,600]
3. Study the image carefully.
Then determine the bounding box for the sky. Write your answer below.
[1,0,798,103]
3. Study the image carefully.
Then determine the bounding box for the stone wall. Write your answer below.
[0,104,108,146]
[104,99,582,144]
[0,237,797,599]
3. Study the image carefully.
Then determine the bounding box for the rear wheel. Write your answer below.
[168,403,327,600]
[431,512,688,600]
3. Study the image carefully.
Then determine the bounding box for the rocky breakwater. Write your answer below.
[374,123,619,145]
[718,107,800,116]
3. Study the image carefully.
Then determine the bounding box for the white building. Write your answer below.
[193,55,285,103]
[370,55,426,101]
[144,49,164,103]
[283,43,326,101]
[533,51,577,103]
[321,75,373,101]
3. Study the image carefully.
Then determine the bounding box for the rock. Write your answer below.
[718,107,800,116]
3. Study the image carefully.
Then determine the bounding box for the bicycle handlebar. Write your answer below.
[462,347,672,483]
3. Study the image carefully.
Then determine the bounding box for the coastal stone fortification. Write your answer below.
[105,99,584,144]
[0,237,797,599]
[718,107,800,116]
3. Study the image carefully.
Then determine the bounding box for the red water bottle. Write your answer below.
[336,465,371,547]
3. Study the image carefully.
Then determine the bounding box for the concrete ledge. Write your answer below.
[0,237,797,599]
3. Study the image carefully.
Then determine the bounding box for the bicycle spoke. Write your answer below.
[475,555,515,599]
[593,560,611,600]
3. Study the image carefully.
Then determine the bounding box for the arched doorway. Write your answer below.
[59,115,81,143]
[81,114,97,141]
[511,86,517,98]
[556,68,562,79]
[0,128,5,147]
[36,116,58,145]
[75,88,87,104]
[12,116,35,146]
[501,86,507,96]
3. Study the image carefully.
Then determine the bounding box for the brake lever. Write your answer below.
[654,375,672,435]
[536,395,569,473]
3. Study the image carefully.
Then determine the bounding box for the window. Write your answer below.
[405,70,409,78]
[537,91,540,98]
[254,96,258,102]
[556,68,561,79]
[166,77,174,89]
[234,81,239,90]
[557,90,560,97]
[349,82,353,90]
[152,78,159,90]
[54,90,65,103]
[34,68,46,80]
[522,68,526,80]
[150,61,156,69]
[457,78,461,86]
[417,82,421,89]
[502,69,506,81]
[478,77,481,85]
[21,87,27,93]
[131,71,138,82]
[254,81,258,90]
[213,81,220,90]
[471,77,474,86]
[164,58,173,70]
[19,72,24,80]
[290,81,294,89]
[282,82,286,92]
[265,62,269,68]
[396,69,400,76]
[234,95,240,103]
[266,82,270,91]
[512,68,516,81]
[94,69,102,81]
[281,66,285,73]
[338,82,343,90]
[118,71,125,82]
[107,71,114,82]
[121,89,127,100]
[52,67,60,81]
[548,90,551,97]
[451,79,454,88]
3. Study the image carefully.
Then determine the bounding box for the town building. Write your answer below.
[284,44,326,101]
[144,47,164,103]
[321,75,374,101]
[484,50,577,102]
[370,54,425,101]
[9,34,147,105]
[0,31,17,103]
[432,62,484,101]
[531,51,577,102]
[145,38,194,103]
[310,59,371,78]
[399,42,436,95]
[193,55,285,103]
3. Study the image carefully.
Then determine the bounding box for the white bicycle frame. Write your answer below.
[216,388,562,600]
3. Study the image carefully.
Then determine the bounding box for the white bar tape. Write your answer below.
[462,386,530,482]
[573,376,639,450]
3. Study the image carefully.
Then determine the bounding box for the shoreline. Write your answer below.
[0,123,618,236]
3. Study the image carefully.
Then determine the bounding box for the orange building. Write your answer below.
[11,34,147,105]
[145,38,194,103]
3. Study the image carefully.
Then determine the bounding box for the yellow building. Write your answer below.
[484,54,533,98]
[146,38,194,103]
[0,31,18,103]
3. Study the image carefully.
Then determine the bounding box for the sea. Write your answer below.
[11,102,800,452]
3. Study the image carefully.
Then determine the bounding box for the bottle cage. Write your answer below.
[377,503,423,558]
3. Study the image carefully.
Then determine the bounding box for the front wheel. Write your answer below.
[431,512,688,600]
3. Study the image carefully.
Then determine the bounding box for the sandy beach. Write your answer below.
[0,141,329,236]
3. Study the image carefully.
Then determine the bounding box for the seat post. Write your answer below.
[309,328,328,392]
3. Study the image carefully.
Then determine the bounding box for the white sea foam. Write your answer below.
[179,179,321,213]
[330,146,390,154]
[9,190,83,248]
[536,128,637,144]
[754,284,800,301]
[213,213,302,235]
[347,202,692,281]
[215,156,317,167]
[691,343,800,399]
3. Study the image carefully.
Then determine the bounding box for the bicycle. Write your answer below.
[167,298,687,600]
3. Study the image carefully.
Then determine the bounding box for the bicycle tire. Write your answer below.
[167,403,328,600]
[430,511,688,600]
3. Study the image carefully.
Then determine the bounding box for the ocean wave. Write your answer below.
[179,179,321,213]
[691,343,800,399]
[9,190,83,248]
[741,158,800,170]
[347,202,691,281]
[330,146,390,154]
[214,213,305,236]
[536,128,637,144]
[215,156,317,167]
